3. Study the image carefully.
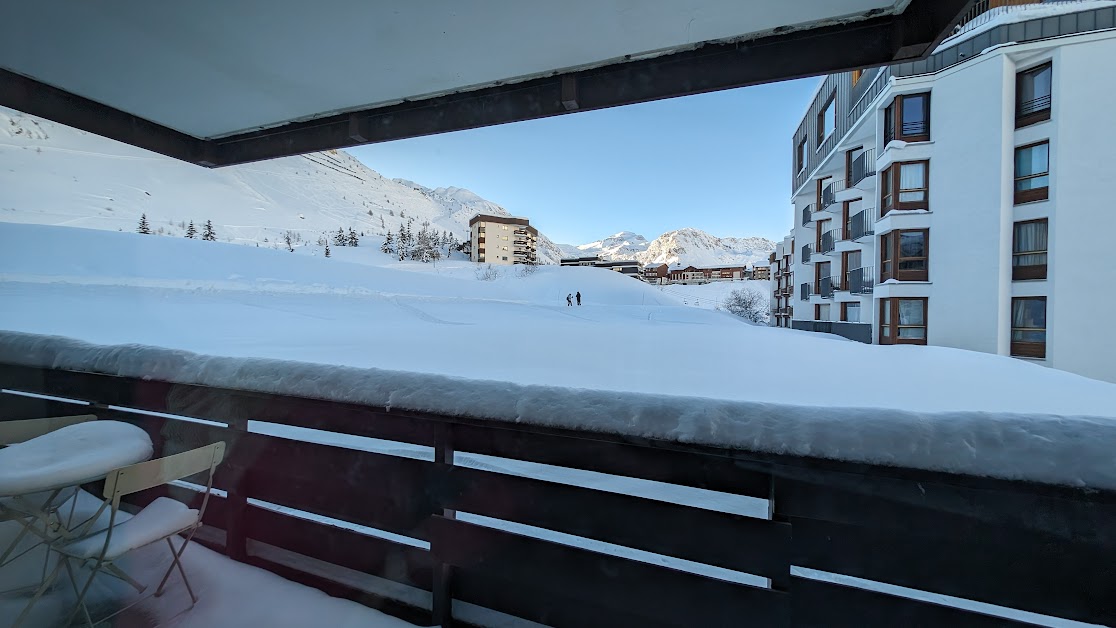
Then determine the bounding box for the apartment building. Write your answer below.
[776,1,1116,383]
[469,214,538,265]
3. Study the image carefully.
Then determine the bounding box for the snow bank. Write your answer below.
[4,330,1116,490]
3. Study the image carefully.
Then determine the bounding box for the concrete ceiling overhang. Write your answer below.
[0,0,975,167]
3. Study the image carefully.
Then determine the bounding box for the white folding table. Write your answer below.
[0,420,153,622]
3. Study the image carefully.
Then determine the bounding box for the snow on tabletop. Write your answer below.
[62,496,198,560]
[0,420,153,496]
[3,223,1116,490]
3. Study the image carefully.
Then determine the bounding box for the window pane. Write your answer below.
[845,303,861,323]
[899,232,925,257]
[847,250,862,269]
[901,94,927,134]
[898,300,924,325]
[898,327,926,339]
[899,163,925,190]
[1015,144,1049,177]
[1015,174,1049,192]
[1012,330,1047,342]
[1019,65,1052,105]
[818,304,830,320]
[881,299,891,324]
[1013,220,1048,254]
[1012,298,1046,328]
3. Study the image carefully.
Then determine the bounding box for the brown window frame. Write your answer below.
[796,137,807,173]
[841,250,862,290]
[879,298,928,345]
[814,303,830,322]
[817,92,836,147]
[1011,297,1047,358]
[815,218,831,252]
[1016,62,1052,129]
[880,160,929,215]
[814,260,832,293]
[884,93,931,143]
[815,176,831,210]
[879,229,929,283]
[851,69,864,86]
[1012,218,1048,281]
[1014,141,1050,205]
[844,146,864,182]
[840,301,862,323]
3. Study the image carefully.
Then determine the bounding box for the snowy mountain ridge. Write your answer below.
[561,228,775,267]
[0,106,564,263]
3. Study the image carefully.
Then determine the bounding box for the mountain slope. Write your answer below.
[0,106,563,263]
[563,228,775,267]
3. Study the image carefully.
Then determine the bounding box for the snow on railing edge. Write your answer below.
[1,330,1114,491]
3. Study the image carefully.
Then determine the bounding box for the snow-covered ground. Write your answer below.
[652,280,770,311]
[3,222,1116,491]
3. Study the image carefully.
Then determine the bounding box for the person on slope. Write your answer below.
[576,291,582,306]
[566,293,573,306]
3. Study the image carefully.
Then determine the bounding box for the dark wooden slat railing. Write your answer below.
[3,362,1116,627]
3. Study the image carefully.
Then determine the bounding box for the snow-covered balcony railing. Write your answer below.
[849,148,876,187]
[3,333,1116,628]
[850,208,875,242]
[848,266,875,294]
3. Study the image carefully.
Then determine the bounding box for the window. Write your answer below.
[879,298,927,345]
[841,199,860,240]
[796,137,807,173]
[851,69,864,86]
[879,229,928,282]
[1011,297,1047,358]
[1013,219,1048,281]
[841,302,861,323]
[501,256,508,261]
[884,93,930,143]
[1015,142,1049,204]
[815,218,831,253]
[842,250,861,290]
[845,146,864,182]
[880,160,928,214]
[817,93,836,146]
[815,304,830,321]
[1016,62,1052,128]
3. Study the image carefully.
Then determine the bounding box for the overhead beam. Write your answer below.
[0,0,975,168]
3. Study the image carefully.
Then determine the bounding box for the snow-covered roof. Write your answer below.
[939,0,1116,50]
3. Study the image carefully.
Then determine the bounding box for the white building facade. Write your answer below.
[775,2,1116,383]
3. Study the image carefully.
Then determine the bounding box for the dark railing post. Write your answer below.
[432,423,456,627]
[225,414,249,562]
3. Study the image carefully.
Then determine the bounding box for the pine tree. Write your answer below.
[348,228,359,247]
[137,214,151,235]
[381,231,395,254]
[202,220,216,241]
[325,242,331,258]
[333,227,347,247]
[185,221,197,239]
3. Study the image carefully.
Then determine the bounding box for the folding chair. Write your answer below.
[36,441,226,628]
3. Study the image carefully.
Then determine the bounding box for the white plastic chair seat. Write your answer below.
[60,497,198,560]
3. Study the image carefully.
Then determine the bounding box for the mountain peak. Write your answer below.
[563,228,774,267]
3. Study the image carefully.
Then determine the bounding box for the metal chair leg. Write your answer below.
[104,563,147,593]
[62,557,96,628]
[60,554,107,628]
[10,556,64,628]
[155,535,197,604]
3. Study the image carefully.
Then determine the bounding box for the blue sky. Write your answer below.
[350,76,821,245]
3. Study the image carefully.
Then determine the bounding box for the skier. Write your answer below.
[566,293,573,307]
[576,291,582,306]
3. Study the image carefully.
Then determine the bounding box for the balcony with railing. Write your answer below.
[850,209,875,242]
[800,204,813,227]
[799,282,812,301]
[801,244,812,264]
[820,179,844,212]
[817,276,835,300]
[818,230,837,256]
[848,266,876,294]
[849,148,876,187]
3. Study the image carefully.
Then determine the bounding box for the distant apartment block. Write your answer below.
[640,263,765,284]
[470,215,538,265]
[772,1,1116,383]
[560,256,641,277]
